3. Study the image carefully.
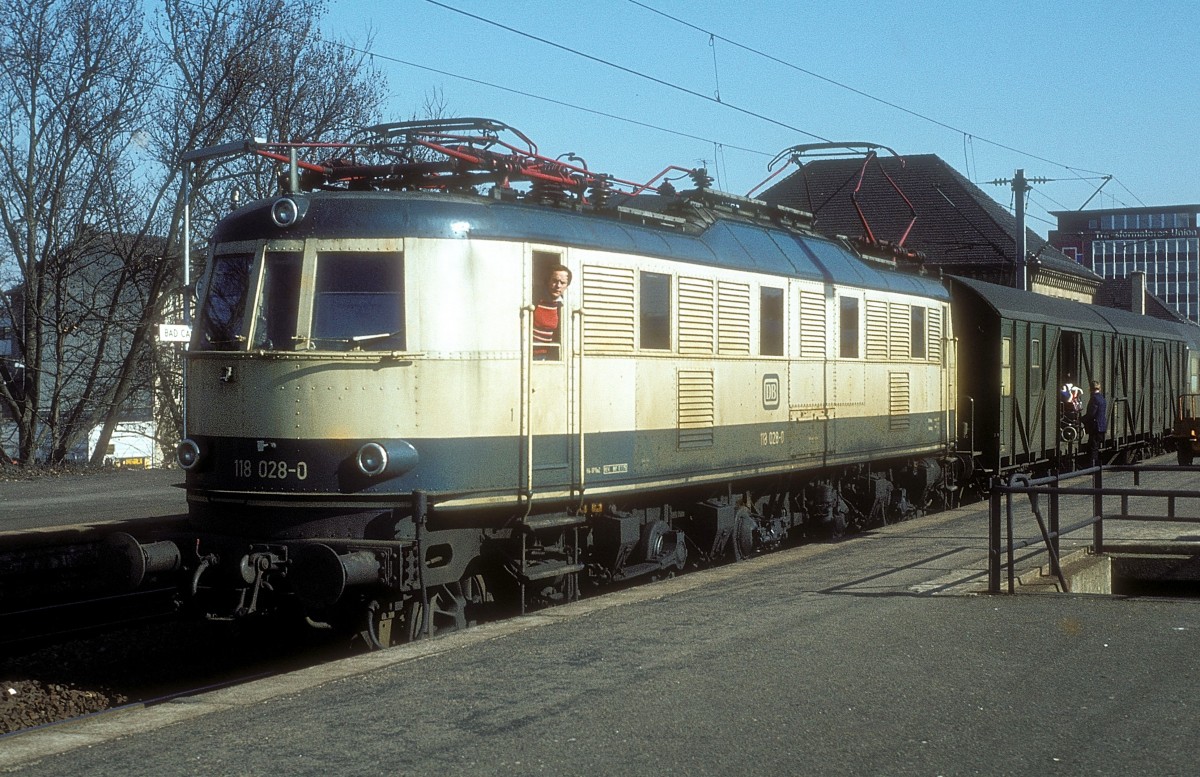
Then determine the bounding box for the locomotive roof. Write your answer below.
[949,275,1185,341]
[216,190,949,301]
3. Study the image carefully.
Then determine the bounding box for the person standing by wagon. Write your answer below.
[1082,380,1108,467]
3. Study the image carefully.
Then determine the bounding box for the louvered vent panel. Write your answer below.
[798,289,826,358]
[928,307,943,361]
[679,277,715,354]
[678,370,715,448]
[717,281,751,355]
[582,264,635,352]
[866,300,889,360]
[889,371,911,431]
[890,303,911,359]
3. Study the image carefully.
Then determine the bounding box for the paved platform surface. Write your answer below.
[0,469,184,537]
[4,461,1200,774]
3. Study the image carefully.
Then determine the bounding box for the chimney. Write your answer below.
[1131,270,1146,316]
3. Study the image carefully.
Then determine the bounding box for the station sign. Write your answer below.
[158,324,192,343]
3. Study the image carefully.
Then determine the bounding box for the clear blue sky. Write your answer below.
[325,0,1198,237]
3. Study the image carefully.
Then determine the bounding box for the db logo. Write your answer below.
[762,374,780,409]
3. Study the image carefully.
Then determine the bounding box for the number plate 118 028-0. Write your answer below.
[233,459,309,480]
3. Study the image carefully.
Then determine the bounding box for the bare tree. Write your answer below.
[0,0,387,466]
[0,0,158,464]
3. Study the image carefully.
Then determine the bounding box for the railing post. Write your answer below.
[1006,485,1015,594]
[1049,471,1061,578]
[988,484,1001,594]
[1092,465,1104,554]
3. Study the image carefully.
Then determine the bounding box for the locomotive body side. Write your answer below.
[184,192,954,509]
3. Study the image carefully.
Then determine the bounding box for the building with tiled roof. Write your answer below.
[758,153,1101,302]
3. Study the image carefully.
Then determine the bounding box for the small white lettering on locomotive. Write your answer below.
[586,462,630,476]
[233,459,309,480]
[760,430,785,446]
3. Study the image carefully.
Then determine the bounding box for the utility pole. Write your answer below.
[1014,169,1029,291]
[990,169,1048,291]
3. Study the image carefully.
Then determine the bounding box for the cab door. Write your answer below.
[521,251,580,503]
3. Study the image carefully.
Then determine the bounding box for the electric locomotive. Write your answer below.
[156,119,959,644]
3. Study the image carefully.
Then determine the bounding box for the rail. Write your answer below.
[988,463,1200,594]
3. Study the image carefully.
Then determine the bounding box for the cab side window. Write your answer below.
[640,271,671,350]
[761,286,784,356]
[840,297,859,358]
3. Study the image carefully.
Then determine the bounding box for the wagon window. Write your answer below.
[1031,339,1042,396]
[1002,337,1012,397]
[911,307,926,359]
[197,252,254,350]
[761,286,784,356]
[312,252,405,351]
[640,271,671,350]
[839,296,859,358]
[252,251,302,350]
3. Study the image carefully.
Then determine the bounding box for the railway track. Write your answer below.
[0,587,180,651]
[0,604,354,736]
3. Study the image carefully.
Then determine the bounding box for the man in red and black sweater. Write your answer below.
[533,264,571,360]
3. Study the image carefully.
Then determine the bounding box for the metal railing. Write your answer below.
[988,464,1200,594]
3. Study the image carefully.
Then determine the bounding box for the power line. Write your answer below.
[424,0,833,144]
[626,0,1113,182]
[342,44,773,160]
[421,1,1149,219]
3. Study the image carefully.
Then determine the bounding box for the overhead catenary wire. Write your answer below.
[625,0,1112,182]
[423,0,834,144]
[164,0,1146,215]
[421,0,1143,216]
[340,43,773,161]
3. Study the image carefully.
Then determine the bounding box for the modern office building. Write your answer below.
[1049,205,1200,323]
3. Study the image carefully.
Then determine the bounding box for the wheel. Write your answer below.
[1179,442,1194,466]
[404,572,497,642]
[402,587,459,642]
[732,506,755,560]
[639,520,670,562]
[459,572,495,625]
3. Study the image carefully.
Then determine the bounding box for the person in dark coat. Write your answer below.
[1082,380,1108,467]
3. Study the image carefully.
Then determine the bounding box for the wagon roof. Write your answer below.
[950,275,1182,340]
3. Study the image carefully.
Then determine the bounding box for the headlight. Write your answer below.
[177,438,202,470]
[354,440,419,479]
[269,196,308,227]
[356,442,389,477]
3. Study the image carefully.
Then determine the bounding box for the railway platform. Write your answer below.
[2,461,1200,774]
[0,469,184,537]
